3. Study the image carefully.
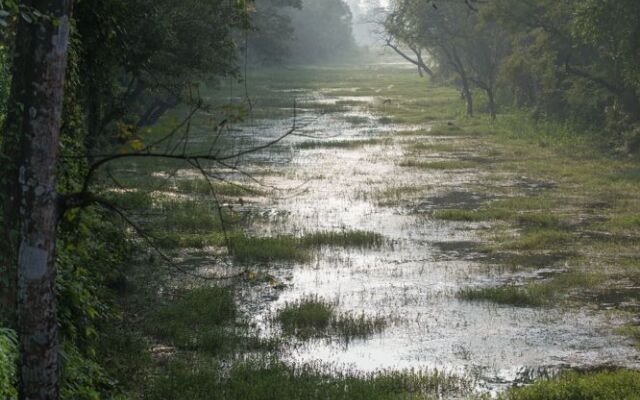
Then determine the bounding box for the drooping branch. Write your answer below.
[385,39,434,78]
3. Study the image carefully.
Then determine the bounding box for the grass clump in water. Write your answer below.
[146,286,237,353]
[500,369,640,400]
[297,138,389,150]
[434,208,511,222]
[506,228,573,250]
[614,324,640,348]
[300,230,384,248]
[332,312,388,341]
[457,283,554,307]
[229,235,309,264]
[230,230,384,264]
[399,160,475,170]
[277,296,334,337]
[277,296,387,340]
[176,179,263,197]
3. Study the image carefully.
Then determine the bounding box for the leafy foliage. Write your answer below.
[0,328,17,399]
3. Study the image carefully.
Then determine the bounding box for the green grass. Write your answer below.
[300,230,384,248]
[176,179,264,197]
[229,235,309,264]
[0,329,18,399]
[399,160,475,170]
[458,270,607,307]
[155,199,238,233]
[614,324,640,348]
[433,208,511,222]
[297,138,390,150]
[332,312,388,341]
[505,228,573,251]
[147,358,472,400]
[406,141,463,153]
[457,284,554,307]
[277,296,388,340]
[373,185,424,206]
[277,296,335,337]
[230,230,384,264]
[146,286,238,353]
[156,232,228,249]
[500,370,640,400]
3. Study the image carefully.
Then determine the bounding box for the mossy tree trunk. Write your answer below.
[4,0,74,398]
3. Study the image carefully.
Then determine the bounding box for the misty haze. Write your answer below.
[2,0,640,399]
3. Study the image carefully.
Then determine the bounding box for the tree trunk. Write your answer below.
[0,2,33,324]
[460,73,474,117]
[486,88,496,120]
[6,1,74,398]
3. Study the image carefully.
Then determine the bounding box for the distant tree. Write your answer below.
[246,0,302,64]
[286,0,358,63]
[386,0,509,118]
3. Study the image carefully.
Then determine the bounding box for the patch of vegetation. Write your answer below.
[344,115,370,125]
[229,235,309,264]
[505,228,573,251]
[300,230,384,248]
[0,329,18,399]
[399,160,475,170]
[155,199,238,233]
[615,324,640,348]
[500,370,640,400]
[156,232,227,250]
[332,312,388,341]
[277,296,334,337]
[457,283,554,307]
[374,185,424,206]
[276,296,387,340]
[297,138,390,150]
[230,230,384,264]
[146,286,240,353]
[147,358,473,400]
[176,179,263,197]
[433,208,511,222]
[407,141,463,153]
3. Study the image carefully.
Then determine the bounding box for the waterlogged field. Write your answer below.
[106,61,640,398]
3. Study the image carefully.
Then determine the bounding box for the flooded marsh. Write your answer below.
[108,64,640,398]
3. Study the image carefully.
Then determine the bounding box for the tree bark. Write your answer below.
[486,88,496,120]
[460,72,474,117]
[0,1,33,323]
[6,1,74,398]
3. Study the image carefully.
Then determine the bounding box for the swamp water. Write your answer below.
[183,65,640,395]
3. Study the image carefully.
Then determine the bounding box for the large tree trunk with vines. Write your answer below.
[5,0,74,398]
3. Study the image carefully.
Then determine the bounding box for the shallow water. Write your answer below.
[201,71,640,394]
